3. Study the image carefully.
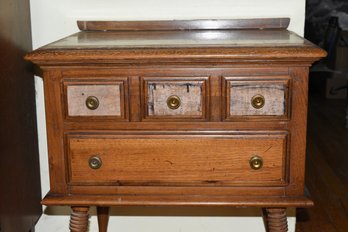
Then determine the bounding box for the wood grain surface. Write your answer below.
[42,194,313,207]
[67,133,287,186]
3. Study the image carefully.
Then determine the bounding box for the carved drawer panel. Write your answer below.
[224,77,290,119]
[143,77,208,120]
[67,132,287,186]
[64,80,127,119]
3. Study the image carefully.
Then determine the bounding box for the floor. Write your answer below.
[296,94,348,232]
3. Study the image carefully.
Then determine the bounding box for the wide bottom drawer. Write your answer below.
[67,132,288,186]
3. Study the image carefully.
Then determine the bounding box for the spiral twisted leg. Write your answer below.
[69,206,90,232]
[263,208,288,232]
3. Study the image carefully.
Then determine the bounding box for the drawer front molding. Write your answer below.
[63,78,128,120]
[142,77,209,121]
[223,76,291,120]
[67,132,288,187]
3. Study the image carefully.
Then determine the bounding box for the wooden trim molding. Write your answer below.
[77,18,290,31]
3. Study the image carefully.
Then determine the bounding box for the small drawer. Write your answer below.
[143,77,208,120]
[64,79,127,119]
[67,132,288,187]
[224,77,290,120]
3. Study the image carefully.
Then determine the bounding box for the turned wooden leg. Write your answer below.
[69,206,90,232]
[262,208,288,232]
[262,208,269,231]
[97,206,110,232]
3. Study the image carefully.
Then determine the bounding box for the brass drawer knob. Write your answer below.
[167,95,181,110]
[86,96,99,110]
[251,94,265,109]
[88,156,102,169]
[249,155,263,170]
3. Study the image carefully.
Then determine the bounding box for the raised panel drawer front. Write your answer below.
[64,80,127,118]
[67,132,288,186]
[143,77,208,120]
[224,77,290,120]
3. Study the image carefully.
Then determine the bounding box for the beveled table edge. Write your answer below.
[42,193,314,208]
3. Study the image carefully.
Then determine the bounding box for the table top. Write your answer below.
[43,29,310,49]
[25,19,326,65]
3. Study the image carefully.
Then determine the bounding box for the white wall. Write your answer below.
[30,1,305,231]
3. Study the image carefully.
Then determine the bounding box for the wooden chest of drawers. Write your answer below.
[26,18,325,232]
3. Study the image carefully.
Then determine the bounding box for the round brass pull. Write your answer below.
[167,95,181,110]
[85,96,99,110]
[88,156,102,169]
[249,155,263,170]
[251,94,265,109]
